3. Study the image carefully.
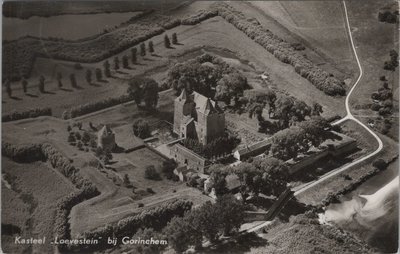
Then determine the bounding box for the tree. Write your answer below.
[56,72,63,88]
[215,72,248,105]
[144,165,160,180]
[21,78,28,93]
[38,75,45,93]
[114,57,120,70]
[127,77,159,110]
[103,150,112,164]
[82,131,91,144]
[372,159,387,170]
[68,133,76,143]
[103,60,111,77]
[163,216,194,253]
[95,68,102,81]
[89,138,97,148]
[312,102,323,116]
[123,174,131,187]
[77,141,83,150]
[131,47,137,64]
[75,131,82,140]
[172,33,178,44]
[195,202,220,243]
[148,41,154,54]
[162,159,177,179]
[208,167,228,196]
[132,119,151,139]
[86,69,92,84]
[131,228,166,254]
[164,34,171,48]
[70,73,77,88]
[122,55,129,69]
[140,43,146,56]
[215,195,245,235]
[4,79,12,98]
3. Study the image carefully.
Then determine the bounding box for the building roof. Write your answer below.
[235,138,271,157]
[176,89,222,115]
[98,125,113,137]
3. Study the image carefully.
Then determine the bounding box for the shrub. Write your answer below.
[74,63,83,70]
[2,107,52,122]
[372,159,387,170]
[144,166,161,180]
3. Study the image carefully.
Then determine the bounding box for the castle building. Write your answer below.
[97,125,116,151]
[173,89,225,145]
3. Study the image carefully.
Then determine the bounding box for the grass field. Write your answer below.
[346,0,399,140]
[3,14,346,119]
[1,158,76,254]
[247,1,357,77]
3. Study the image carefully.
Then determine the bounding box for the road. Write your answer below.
[246,0,384,232]
[295,0,383,196]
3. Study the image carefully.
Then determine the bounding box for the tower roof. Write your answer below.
[99,125,113,137]
[177,89,191,102]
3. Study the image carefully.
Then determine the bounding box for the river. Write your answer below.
[322,159,399,253]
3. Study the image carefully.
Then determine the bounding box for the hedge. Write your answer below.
[181,9,218,25]
[2,107,52,122]
[212,2,346,96]
[62,94,135,119]
[64,199,192,252]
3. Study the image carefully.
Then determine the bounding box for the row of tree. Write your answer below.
[163,195,245,252]
[208,156,290,199]
[270,117,331,161]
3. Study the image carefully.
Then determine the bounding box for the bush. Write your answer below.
[132,119,151,139]
[74,63,83,70]
[2,107,52,122]
[144,166,161,180]
[372,159,387,170]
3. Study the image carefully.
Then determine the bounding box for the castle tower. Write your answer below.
[97,125,116,151]
[173,89,194,136]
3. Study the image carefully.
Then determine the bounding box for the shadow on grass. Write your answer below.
[116,70,128,74]
[151,54,162,58]
[60,87,73,92]
[133,62,147,66]
[173,42,184,46]
[91,83,102,87]
[42,90,56,95]
[98,79,109,83]
[10,96,22,100]
[202,233,269,254]
[26,93,38,98]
